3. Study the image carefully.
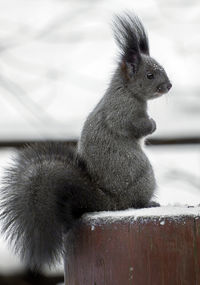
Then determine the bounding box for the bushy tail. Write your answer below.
[0,142,94,269]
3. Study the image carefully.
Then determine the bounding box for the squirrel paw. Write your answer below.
[149,118,156,134]
[145,201,160,208]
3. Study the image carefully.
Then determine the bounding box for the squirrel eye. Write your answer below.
[147,73,154,80]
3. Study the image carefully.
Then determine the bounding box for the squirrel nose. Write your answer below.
[167,83,172,91]
[157,82,172,94]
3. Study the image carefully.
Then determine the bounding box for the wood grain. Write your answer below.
[64,216,200,285]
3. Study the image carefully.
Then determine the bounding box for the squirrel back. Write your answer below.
[0,13,171,269]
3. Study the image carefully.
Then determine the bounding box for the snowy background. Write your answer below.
[0,0,199,139]
[0,0,200,280]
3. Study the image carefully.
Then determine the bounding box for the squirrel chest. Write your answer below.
[78,121,156,209]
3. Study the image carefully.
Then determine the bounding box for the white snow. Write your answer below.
[146,145,200,206]
[0,0,199,139]
[84,206,200,225]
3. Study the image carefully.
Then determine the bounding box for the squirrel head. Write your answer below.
[113,13,172,100]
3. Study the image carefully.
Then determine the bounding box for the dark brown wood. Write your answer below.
[1,136,200,149]
[0,139,77,149]
[146,137,200,145]
[0,271,64,285]
[64,216,200,285]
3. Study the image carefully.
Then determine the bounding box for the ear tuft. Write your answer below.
[113,12,149,67]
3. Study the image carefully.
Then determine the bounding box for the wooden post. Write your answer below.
[64,207,200,285]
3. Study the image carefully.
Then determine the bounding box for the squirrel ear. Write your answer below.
[121,51,141,80]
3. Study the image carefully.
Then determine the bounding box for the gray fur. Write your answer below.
[0,13,172,269]
[0,142,116,269]
[113,12,149,59]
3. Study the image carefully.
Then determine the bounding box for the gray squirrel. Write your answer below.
[0,13,172,269]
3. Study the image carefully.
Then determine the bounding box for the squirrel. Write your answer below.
[0,13,172,270]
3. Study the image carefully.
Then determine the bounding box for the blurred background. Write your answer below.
[0,0,200,284]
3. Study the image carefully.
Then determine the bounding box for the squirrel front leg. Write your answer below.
[130,117,156,138]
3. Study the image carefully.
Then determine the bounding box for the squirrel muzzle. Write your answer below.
[157,82,172,94]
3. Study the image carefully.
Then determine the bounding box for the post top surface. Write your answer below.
[83,206,200,225]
